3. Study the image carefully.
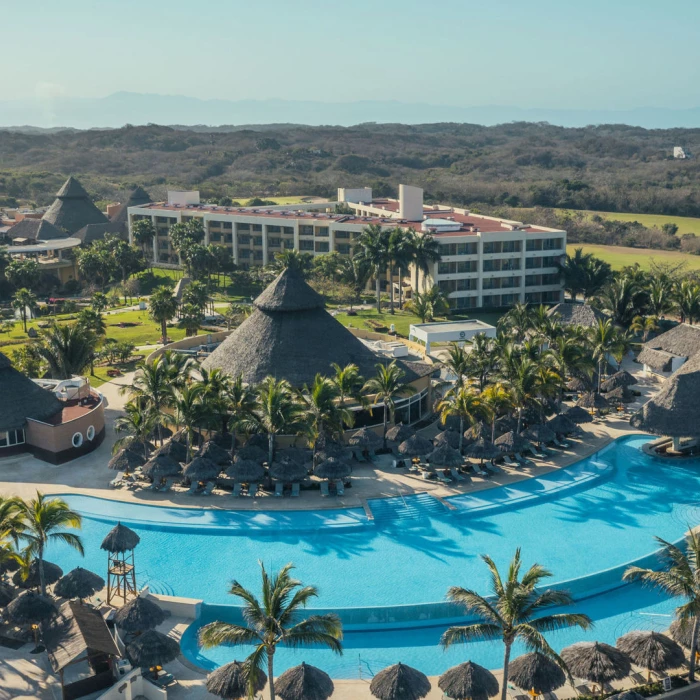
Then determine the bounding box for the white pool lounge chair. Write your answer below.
[274,482,284,497]
[232,483,242,497]
[291,483,300,497]
[320,481,330,497]
[336,481,345,496]
[201,481,215,496]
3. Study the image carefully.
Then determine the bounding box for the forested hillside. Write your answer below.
[1,122,700,218]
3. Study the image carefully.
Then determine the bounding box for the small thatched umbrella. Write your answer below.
[567,376,592,392]
[495,430,531,455]
[398,434,433,457]
[270,458,308,483]
[226,459,265,483]
[114,595,166,633]
[206,660,267,700]
[426,443,463,468]
[0,583,14,608]
[464,437,500,464]
[183,456,221,483]
[494,415,518,436]
[508,652,567,696]
[564,405,594,424]
[13,560,63,589]
[277,662,334,700]
[7,589,57,625]
[315,457,352,480]
[155,439,188,463]
[246,433,269,449]
[576,392,610,411]
[142,453,182,481]
[235,445,268,464]
[438,661,499,700]
[464,421,490,442]
[108,448,146,473]
[560,641,631,691]
[386,423,413,444]
[606,386,636,404]
[277,447,313,466]
[521,423,555,445]
[434,429,461,450]
[315,432,347,461]
[601,370,638,392]
[348,427,382,449]
[616,631,686,680]
[126,629,180,668]
[54,567,105,600]
[101,522,140,553]
[369,662,431,700]
[669,618,698,650]
[199,440,233,466]
[547,414,579,435]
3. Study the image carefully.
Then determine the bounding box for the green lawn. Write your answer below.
[102,309,187,345]
[578,210,700,236]
[566,244,700,271]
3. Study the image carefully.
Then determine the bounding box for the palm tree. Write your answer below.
[441,549,592,700]
[437,386,484,453]
[354,224,390,312]
[12,288,37,334]
[404,292,434,323]
[501,356,558,433]
[253,376,306,465]
[200,562,343,700]
[443,344,471,389]
[675,279,700,325]
[114,402,157,459]
[330,363,366,415]
[589,318,628,392]
[481,383,514,442]
[630,315,659,343]
[91,292,110,313]
[178,303,204,336]
[173,384,209,462]
[558,248,611,302]
[362,361,416,449]
[646,278,674,318]
[597,276,644,327]
[408,230,441,294]
[387,227,412,312]
[149,286,178,344]
[499,302,533,342]
[467,333,498,391]
[300,375,352,453]
[18,492,84,595]
[131,219,156,258]
[224,374,257,459]
[77,308,106,338]
[36,323,96,380]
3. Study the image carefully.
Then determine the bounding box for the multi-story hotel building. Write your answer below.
[128,185,566,310]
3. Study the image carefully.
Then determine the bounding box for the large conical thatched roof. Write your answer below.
[370,662,431,700]
[108,448,146,472]
[398,434,433,457]
[7,218,67,242]
[547,414,579,435]
[101,522,140,553]
[0,353,62,431]
[43,176,108,235]
[616,631,686,674]
[314,457,352,480]
[183,456,221,483]
[464,437,500,461]
[276,662,334,700]
[601,370,638,392]
[560,641,631,685]
[199,440,232,466]
[386,423,413,444]
[548,302,608,328]
[438,661,499,700]
[508,652,566,694]
[564,405,594,424]
[269,458,307,483]
[201,267,431,387]
[434,429,461,450]
[577,392,610,410]
[226,459,265,483]
[348,427,382,448]
[206,660,267,700]
[631,354,700,437]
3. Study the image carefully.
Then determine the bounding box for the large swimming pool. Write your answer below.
[46,435,700,677]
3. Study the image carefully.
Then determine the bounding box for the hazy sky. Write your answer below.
[5,0,699,108]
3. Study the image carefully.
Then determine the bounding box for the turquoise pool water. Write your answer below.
[46,435,700,677]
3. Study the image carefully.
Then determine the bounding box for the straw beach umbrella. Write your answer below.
[426,443,463,468]
[564,405,594,424]
[398,434,433,457]
[495,431,531,455]
[438,661,499,700]
[7,590,57,625]
[54,567,105,600]
[126,629,180,668]
[114,595,166,633]
[669,618,698,650]
[277,447,313,466]
[434,429,461,450]
[13,560,62,590]
[226,459,265,483]
[270,458,308,483]
[235,445,268,464]
[606,386,635,404]
[101,522,140,553]
[464,421,490,443]
[277,662,334,700]
[567,376,592,392]
[464,437,500,464]
[348,427,382,449]
[142,453,182,481]
[521,423,555,445]
[616,631,686,680]
[199,440,233,466]
[386,423,413,444]
[246,433,269,449]
[547,414,579,435]
[206,661,267,700]
[314,457,352,480]
[183,456,221,483]
[576,392,610,411]
[508,652,567,696]
[601,370,637,392]
[108,448,145,473]
[369,662,431,700]
[560,641,631,691]
[154,439,188,463]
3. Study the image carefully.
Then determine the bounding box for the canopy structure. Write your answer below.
[126,629,179,668]
[314,457,352,480]
[438,662,499,700]
[433,429,460,450]
[199,440,233,466]
[101,523,140,605]
[560,642,631,688]
[547,302,609,328]
[508,652,566,695]
[183,456,221,483]
[226,459,265,483]
[269,458,307,483]
[369,662,431,700]
[54,568,105,600]
[348,427,382,449]
[113,595,166,633]
[276,662,334,700]
[398,434,433,457]
[426,444,462,468]
[495,431,531,454]
[206,661,267,699]
[386,423,413,444]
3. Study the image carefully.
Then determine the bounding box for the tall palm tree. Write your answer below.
[467,333,498,391]
[173,384,208,462]
[630,315,659,343]
[597,276,644,327]
[200,562,343,700]
[387,227,412,312]
[114,402,157,459]
[500,356,558,433]
[253,376,306,465]
[149,286,179,344]
[12,288,37,333]
[198,366,231,434]
[354,224,390,312]
[18,492,84,595]
[588,318,628,392]
[624,532,700,681]
[437,386,484,453]
[674,279,700,325]
[441,549,592,700]
[35,323,96,380]
[330,363,366,416]
[90,292,110,313]
[409,230,441,294]
[300,375,352,452]
[498,302,533,343]
[443,344,471,389]
[481,383,514,442]
[646,278,674,318]
[362,361,416,449]
[225,374,257,459]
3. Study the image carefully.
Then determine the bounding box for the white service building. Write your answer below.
[409,319,497,355]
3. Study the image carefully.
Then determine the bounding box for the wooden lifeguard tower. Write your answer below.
[100,522,140,606]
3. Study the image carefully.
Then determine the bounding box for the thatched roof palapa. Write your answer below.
[13,560,63,589]
[576,392,610,410]
[637,347,677,373]
[640,323,700,363]
[564,405,594,424]
[438,661,499,700]
[314,457,352,480]
[183,456,221,483]
[547,414,579,435]
[669,618,698,649]
[114,595,166,633]
[199,440,233,466]
[464,421,490,442]
[155,438,188,463]
[126,629,180,668]
[108,447,146,472]
[386,423,413,444]
[0,352,62,431]
[226,459,265,483]
[616,631,686,674]
[560,641,631,685]
[495,430,531,454]
[276,446,313,466]
[508,652,566,695]
[43,176,108,235]
[276,662,334,700]
[606,386,636,403]
[54,567,105,600]
[348,427,382,448]
[100,522,140,553]
[206,660,267,699]
[235,445,268,464]
[110,186,152,234]
[426,443,463,467]
[7,590,57,624]
[142,453,182,480]
[201,266,432,386]
[521,423,555,444]
[398,434,433,457]
[269,458,308,483]
[464,437,500,462]
[548,302,609,328]
[369,662,431,700]
[601,370,638,391]
[434,429,461,450]
[6,218,66,241]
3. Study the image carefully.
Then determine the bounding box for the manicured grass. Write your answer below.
[91,353,146,387]
[578,210,700,235]
[102,309,187,345]
[566,244,700,271]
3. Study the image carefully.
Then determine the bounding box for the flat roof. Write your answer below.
[410,319,496,333]
[8,237,81,253]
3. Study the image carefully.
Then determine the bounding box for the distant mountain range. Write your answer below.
[2,92,700,130]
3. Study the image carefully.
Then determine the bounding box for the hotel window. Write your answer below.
[300,240,314,251]
[335,230,350,239]
[501,293,518,305]
[315,227,329,237]
[239,249,251,258]
[254,251,264,260]
[283,240,295,250]
[526,257,542,269]
[483,241,502,254]
[525,275,542,287]
[315,241,329,253]
[300,225,314,235]
[238,235,251,245]
[253,237,263,247]
[210,234,221,242]
[0,429,25,448]
[502,259,521,271]
[438,262,453,275]
[237,223,251,231]
[337,244,351,255]
[457,242,478,255]
[267,225,281,233]
[542,256,559,268]
[268,238,281,248]
[456,278,476,291]
[252,224,263,232]
[543,237,563,251]
[526,239,543,251]
[222,222,232,230]
[482,278,501,290]
[483,260,502,272]
[502,240,521,253]
[283,226,294,235]
[457,260,477,273]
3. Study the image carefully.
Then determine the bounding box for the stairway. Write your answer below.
[367,492,447,524]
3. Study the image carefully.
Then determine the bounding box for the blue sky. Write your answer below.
[5,0,699,108]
